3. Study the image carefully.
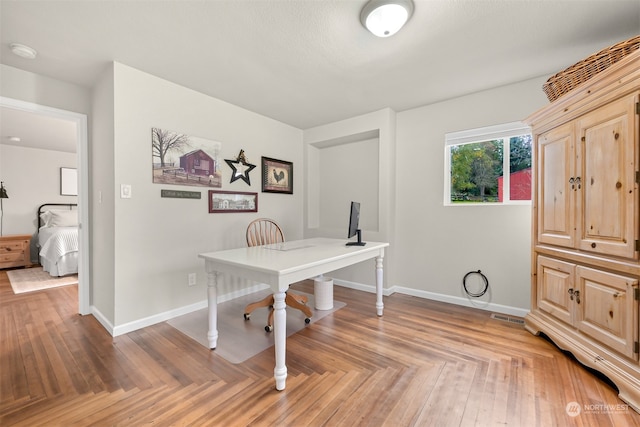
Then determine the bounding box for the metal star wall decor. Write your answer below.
[224,149,256,185]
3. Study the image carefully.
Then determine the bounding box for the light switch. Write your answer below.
[121,184,132,199]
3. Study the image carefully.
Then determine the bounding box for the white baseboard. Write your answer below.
[90,306,115,335]
[331,278,396,296]
[333,279,529,318]
[97,280,527,337]
[107,283,271,337]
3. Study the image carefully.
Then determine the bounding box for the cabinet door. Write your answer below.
[577,94,639,259]
[537,122,576,248]
[537,256,575,325]
[576,266,638,360]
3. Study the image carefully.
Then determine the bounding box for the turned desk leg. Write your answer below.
[207,271,220,349]
[273,290,287,391]
[376,255,384,316]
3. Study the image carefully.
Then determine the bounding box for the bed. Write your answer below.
[37,203,78,277]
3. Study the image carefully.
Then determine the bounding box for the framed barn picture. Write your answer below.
[152,127,222,188]
[261,157,293,194]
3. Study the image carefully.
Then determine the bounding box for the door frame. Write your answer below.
[1,96,90,314]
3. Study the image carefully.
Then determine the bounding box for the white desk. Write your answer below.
[198,237,389,390]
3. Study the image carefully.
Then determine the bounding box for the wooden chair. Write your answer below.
[243,218,312,332]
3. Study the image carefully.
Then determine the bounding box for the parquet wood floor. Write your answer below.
[1,270,639,426]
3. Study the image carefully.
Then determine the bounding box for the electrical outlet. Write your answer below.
[188,273,197,286]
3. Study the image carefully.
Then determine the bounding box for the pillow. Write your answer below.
[43,209,78,227]
[39,211,52,227]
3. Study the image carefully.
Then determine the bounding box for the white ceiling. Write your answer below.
[1,0,639,153]
[0,107,78,153]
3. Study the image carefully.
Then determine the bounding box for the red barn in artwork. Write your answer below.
[180,149,215,176]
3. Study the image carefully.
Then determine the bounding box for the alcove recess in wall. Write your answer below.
[306,129,380,237]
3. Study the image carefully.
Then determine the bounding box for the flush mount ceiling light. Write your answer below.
[360,0,414,37]
[7,136,21,143]
[9,43,37,59]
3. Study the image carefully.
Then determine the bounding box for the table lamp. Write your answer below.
[0,181,8,236]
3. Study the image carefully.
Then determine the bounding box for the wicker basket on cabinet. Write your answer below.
[542,35,640,102]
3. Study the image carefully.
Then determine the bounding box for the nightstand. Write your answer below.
[0,234,33,269]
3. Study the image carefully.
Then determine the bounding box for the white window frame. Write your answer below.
[444,121,532,206]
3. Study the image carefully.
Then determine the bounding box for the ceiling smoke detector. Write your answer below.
[9,43,37,59]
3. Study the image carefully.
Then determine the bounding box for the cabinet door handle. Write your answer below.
[569,177,575,190]
[575,177,581,189]
[574,290,580,304]
[568,288,574,300]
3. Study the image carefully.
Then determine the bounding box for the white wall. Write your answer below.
[0,144,77,260]
[2,60,552,330]
[100,62,303,330]
[91,63,116,322]
[393,77,550,314]
[304,108,396,288]
[303,77,548,315]
[0,64,91,114]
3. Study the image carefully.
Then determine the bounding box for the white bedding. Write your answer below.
[39,226,79,276]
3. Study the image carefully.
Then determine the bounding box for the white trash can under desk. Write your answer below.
[314,276,334,310]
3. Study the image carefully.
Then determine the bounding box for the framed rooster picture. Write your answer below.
[261,157,293,194]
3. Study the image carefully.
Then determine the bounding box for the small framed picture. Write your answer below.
[208,190,258,213]
[262,157,293,194]
[60,167,78,196]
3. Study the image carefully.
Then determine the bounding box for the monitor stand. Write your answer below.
[346,229,366,246]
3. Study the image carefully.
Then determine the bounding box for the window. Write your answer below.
[444,122,532,205]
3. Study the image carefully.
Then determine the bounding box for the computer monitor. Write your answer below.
[346,201,366,246]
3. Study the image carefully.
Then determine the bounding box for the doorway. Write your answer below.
[0,96,90,314]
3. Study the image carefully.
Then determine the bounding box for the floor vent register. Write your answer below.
[490,313,525,325]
